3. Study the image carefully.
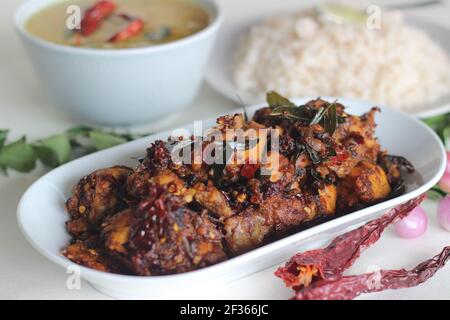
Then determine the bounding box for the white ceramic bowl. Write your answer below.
[15,0,222,125]
[17,98,446,299]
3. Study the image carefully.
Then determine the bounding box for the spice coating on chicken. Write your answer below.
[65,166,132,239]
[62,94,411,275]
[101,187,227,275]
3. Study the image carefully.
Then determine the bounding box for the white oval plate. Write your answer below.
[17,98,446,299]
[206,8,450,118]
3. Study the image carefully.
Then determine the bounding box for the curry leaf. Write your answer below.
[422,113,450,146]
[271,106,310,121]
[267,91,296,108]
[34,134,71,167]
[422,113,450,198]
[443,126,450,149]
[423,114,447,131]
[65,126,93,139]
[89,131,128,150]
[0,130,8,149]
[0,127,148,176]
[0,137,37,173]
[267,91,314,121]
[323,102,337,135]
[309,107,327,125]
[309,101,337,135]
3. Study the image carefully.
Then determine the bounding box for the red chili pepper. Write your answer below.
[240,163,260,180]
[275,195,426,290]
[294,246,450,300]
[328,152,349,165]
[108,18,144,43]
[80,1,116,36]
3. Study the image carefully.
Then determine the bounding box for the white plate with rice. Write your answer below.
[207,5,450,118]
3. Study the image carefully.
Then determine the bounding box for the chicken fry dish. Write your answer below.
[62,92,414,275]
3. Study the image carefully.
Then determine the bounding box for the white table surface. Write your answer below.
[1,0,449,300]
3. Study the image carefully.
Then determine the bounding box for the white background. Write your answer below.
[0,0,449,299]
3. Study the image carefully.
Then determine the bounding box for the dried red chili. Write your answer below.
[240,163,259,180]
[108,18,144,43]
[275,195,426,289]
[328,151,349,166]
[294,246,450,300]
[80,0,116,36]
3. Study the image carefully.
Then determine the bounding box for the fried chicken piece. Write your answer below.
[126,164,152,199]
[65,166,132,239]
[224,210,270,255]
[224,181,338,255]
[66,218,89,239]
[253,101,381,179]
[322,107,381,178]
[62,241,120,273]
[193,181,234,219]
[337,161,391,211]
[318,184,337,215]
[128,167,194,198]
[142,140,172,174]
[101,209,133,255]
[224,191,325,255]
[100,187,227,275]
[351,161,391,202]
[63,96,410,275]
[260,151,294,186]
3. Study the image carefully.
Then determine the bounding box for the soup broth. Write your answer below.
[26,0,210,49]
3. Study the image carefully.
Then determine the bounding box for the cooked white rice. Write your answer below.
[233,10,450,111]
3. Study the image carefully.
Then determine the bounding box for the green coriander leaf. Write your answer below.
[0,137,36,173]
[0,129,8,149]
[89,131,128,150]
[267,91,296,108]
[34,134,71,167]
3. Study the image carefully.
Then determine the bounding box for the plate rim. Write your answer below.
[206,13,450,118]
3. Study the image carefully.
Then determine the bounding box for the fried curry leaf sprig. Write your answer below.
[0,127,146,175]
[422,113,450,199]
[423,113,450,149]
[267,91,340,167]
[267,91,338,135]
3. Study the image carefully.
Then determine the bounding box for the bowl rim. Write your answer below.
[14,0,223,56]
[16,97,447,285]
